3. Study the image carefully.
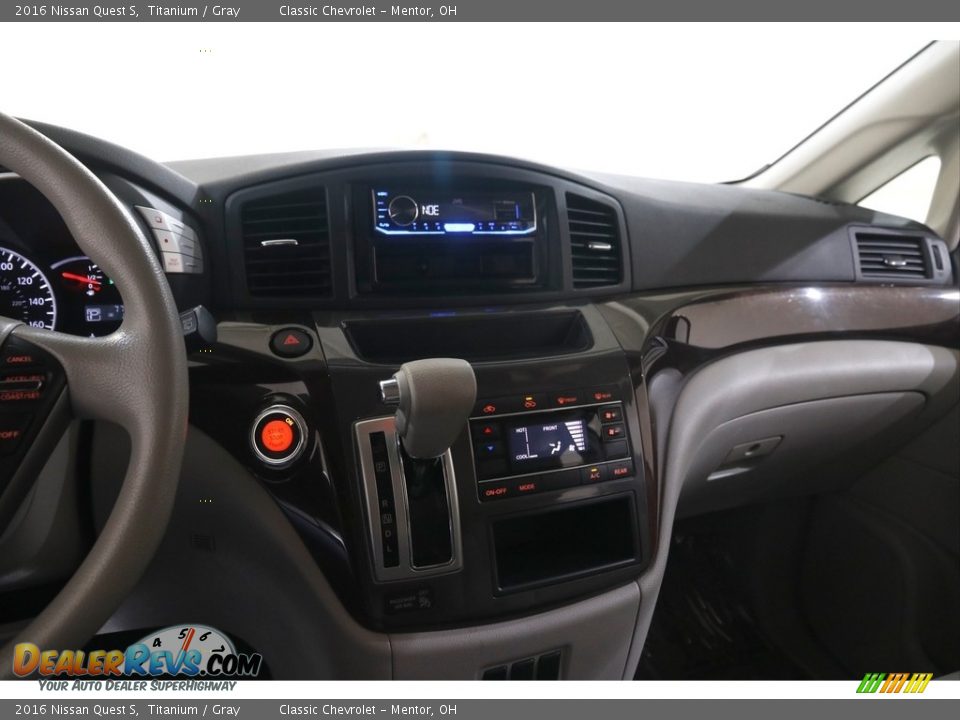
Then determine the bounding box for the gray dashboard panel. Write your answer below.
[624,339,960,677]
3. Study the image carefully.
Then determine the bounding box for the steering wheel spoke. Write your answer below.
[8,323,143,425]
[0,320,70,529]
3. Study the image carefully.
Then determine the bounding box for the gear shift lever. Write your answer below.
[379,358,477,459]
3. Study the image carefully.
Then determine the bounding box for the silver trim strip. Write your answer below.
[260,238,299,247]
[355,416,464,583]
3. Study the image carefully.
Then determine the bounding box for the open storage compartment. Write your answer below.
[343,310,592,364]
[492,494,639,593]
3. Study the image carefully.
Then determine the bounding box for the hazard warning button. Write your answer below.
[269,327,313,359]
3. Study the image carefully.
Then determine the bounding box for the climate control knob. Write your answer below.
[250,404,307,468]
[388,195,419,226]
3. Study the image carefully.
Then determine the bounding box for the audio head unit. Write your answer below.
[374,189,537,236]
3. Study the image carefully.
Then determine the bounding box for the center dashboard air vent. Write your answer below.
[240,188,331,297]
[566,193,623,289]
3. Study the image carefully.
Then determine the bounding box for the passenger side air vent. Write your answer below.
[566,193,622,289]
[241,189,331,297]
[853,230,930,281]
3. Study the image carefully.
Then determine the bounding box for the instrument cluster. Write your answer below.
[0,177,124,337]
[0,247,123,337]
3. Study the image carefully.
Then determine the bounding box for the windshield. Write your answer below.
[1,25,924,182]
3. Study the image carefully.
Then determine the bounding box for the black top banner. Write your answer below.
[2,0,960,21]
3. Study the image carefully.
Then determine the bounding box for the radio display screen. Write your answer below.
[505,412,600,473]
[374,189,537,236]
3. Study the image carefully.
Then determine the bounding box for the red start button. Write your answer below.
[261,419,294,453]
[251,405,307,468]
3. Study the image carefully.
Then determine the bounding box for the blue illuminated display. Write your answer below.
[373,189,537,236]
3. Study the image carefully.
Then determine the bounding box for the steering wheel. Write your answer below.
[0,112,188,676]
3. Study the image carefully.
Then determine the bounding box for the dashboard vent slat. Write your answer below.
[241,188,332,298]
[854,231,930,281]
[567,193,622,289]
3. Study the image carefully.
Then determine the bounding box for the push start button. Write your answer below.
[251,405,307,468]
[261,419,295,453]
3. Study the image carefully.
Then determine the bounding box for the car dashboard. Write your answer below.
[1,120,957,680]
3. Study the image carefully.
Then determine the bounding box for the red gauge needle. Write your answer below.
[61,271,102,287]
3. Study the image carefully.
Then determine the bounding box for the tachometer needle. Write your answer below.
[61,271,102,287]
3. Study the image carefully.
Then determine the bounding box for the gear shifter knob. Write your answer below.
[380,358,477,459]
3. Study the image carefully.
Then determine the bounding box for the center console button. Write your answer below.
[519,393,546,411]
[586,386,617,403]
[260,419,294,453]
[581,464,606,483]
[551,390,581,407]
[602,423,626,441]
[514,478,541,496]
[269,328,313,358]
[473,423,501,440]
[476,400,502,416]
[608,459,635,480]
[250,405,307,468]
[474,439,504,458]
[480,483,512,502]
[599,405,622,423]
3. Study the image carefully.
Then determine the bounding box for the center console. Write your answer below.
[316,304,652,631]
[202,160,648,639]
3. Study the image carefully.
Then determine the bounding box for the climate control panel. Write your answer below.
[469,389,636,503]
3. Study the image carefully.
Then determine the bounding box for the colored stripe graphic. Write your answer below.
[857,672,932,694]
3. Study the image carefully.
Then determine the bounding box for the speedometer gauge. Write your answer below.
[0,247,57,330]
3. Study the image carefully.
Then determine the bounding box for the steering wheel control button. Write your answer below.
[2,349,37,367]
[0,415,30,456]
[270,328,313,358]
[250,405,307,468]
[0,372,46,402]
